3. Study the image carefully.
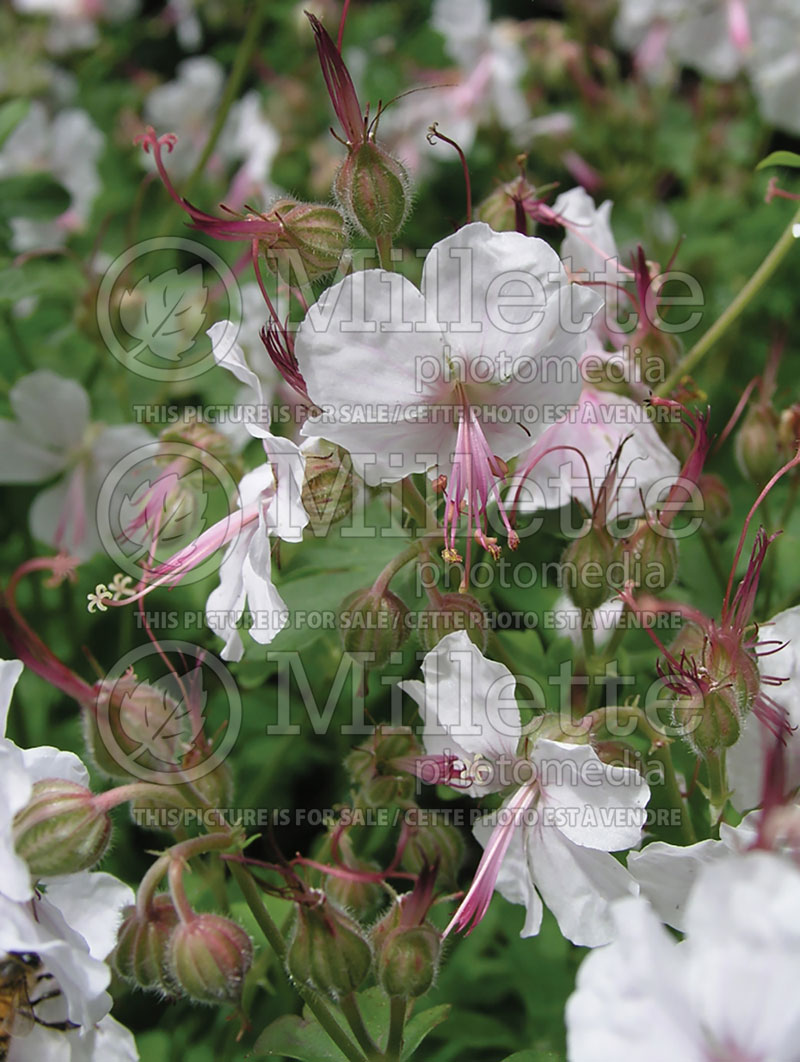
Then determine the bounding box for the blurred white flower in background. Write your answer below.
[0,102,103,252]
[0,371,152,560]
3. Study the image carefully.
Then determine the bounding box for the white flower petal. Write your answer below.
[534,739,649,850]
[473,812,543,937]
[531,825,638,946]
[403,631,521,769]
[10,371,89,451]
[627,838,725,931]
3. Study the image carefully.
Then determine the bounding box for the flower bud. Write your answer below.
[778,403,800,454]
[611,522,678,593]
[561,528,613,611]
[697,473,731,531]
[334,141,411,240]
[345,728,419,808]
[286,892,372,1000]
[265,199,347,281]
[114,895,180,996]
[417,592,488,653]
[301,442,355,532]
[735,404,781,486]
[670,680,742,755]
[340,587,410,666]
[400,821,464,890]
[87,676,184,781]
[376,925,441,999]
[13,779,111,877]
[476,175,534,233]
[168,914,253,1005]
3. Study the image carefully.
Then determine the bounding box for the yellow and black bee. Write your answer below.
[0,952,76,1061]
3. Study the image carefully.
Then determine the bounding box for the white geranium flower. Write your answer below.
[0,660,137,1059]
[0,372,151,560]
[143,62,280,191]
[143,57,225,179]
[627,813,760,931]
[567,851,800,1061]
[515,384,680,518]
[728,605,800,811]
[295,222,601,570]
[400,632,649,945]
[383,0,530,173]
[207,308,279,451]
[0,658,93,903]
[0,103,104,252]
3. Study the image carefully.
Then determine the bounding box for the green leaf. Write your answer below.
[0,99,30,150]
[401,1004,451,1060]
[0,174,71,220]
[498,1053,548,1062]
[0,258,85,303]
[756,150,800,171]
[253,1013,348,1061]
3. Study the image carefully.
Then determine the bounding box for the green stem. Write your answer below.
[581,613,604,714]
[229,863,367,1062]
[181,1,267,202]
[373,537,436,596]
[704,751,729,829]
[657,203,800,396]
[340,994,381,1060]
[376,234,394,271]
[386,996,407,1061]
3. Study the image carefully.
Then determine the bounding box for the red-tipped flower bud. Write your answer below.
[114,895,180,996]
[376,924,441,999]
[87,675,185,781]
[340,587,410,666]
[418,592,488,653]
[13,779,112,877]
[334,141,411,240]
[265,199,347,281]
[286,891,372,1000]
[168,913,253,1005]
[400,821,464,890]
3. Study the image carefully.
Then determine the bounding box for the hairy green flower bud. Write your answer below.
[114,895,179,996]
[377,924,441,999]
[301,442,356,532]
[87,676,185,782]
[340,587,410,666]
[168,914,253,1005]
[344,728,419,809]
[611,522,678,594]
[562,529,613,611]
[417,592,488,653]
[13,779,111,877]
[334,141,411,239]
[286,892,372,1000]
[735,404,781,486]
[265,199,347,281]
[400,821,464,890]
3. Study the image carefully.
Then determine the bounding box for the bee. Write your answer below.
[0,952,76,1061]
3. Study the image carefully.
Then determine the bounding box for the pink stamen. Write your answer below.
[445,783,538,936]
[726,0,752,52]
[443,397,519,579]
